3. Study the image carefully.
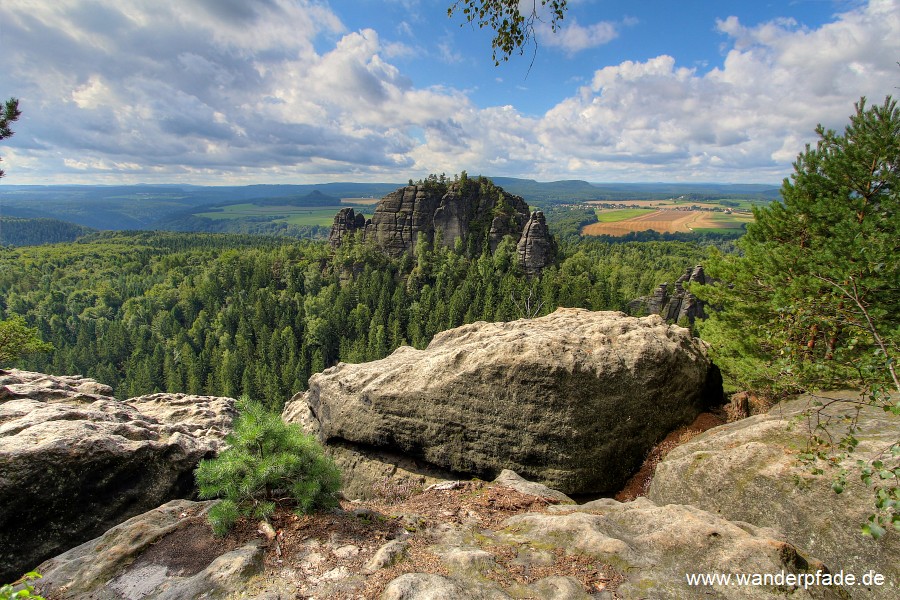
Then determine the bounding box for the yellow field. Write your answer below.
[582,209,750,236]
[341,198,380,205]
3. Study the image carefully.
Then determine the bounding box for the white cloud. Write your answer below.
[537,18,619,54]
[527,0,900,182]
[1,0,899,184]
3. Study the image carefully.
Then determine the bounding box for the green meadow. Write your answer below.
[196,204,368,227]
[593,208,654,222]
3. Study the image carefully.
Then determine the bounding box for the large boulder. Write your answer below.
[0,370,236,582]
[649,391,899,599]
[283,308,722,495]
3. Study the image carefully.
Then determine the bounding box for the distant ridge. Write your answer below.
[0,178,780,231]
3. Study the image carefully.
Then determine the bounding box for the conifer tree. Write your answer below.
[0,98,21,179]
[695,97,899,537]
[696,97,899,395]
[195,396,341,535]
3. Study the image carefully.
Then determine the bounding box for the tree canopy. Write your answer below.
[0,98,21,179]
[448,0,567,65]
[0,315,53,366]
[696,96,899,396]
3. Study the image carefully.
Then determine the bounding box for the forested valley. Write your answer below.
[0,228,723,408]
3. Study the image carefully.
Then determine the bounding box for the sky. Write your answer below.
[1,0,898,185]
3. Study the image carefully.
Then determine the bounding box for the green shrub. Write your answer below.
[0,572,44,600]
[195,395,341,535]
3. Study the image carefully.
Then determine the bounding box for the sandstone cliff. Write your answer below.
[328,177,555,274]
[328,207,366,249]
[283,308,723,495]
[516,210,555,276]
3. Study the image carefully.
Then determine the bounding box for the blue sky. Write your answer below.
[1,0,897,185]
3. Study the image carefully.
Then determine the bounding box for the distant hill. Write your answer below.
[0,179,780,232]
[491,177,781,205]
[0,217,95,246]
[251,190,340,207]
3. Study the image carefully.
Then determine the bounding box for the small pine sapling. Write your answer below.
[195,395,341,535]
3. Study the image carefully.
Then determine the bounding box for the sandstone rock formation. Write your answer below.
[328,207,367,248]
[383,496,839,600]
[34,499,263,600]
[516,210,555,276]
[328,178,537,260]
[283,308,722,495]
[32,469,853,599]
[0,369,236,582]
[629,264,709,323]
[649,390,899,599]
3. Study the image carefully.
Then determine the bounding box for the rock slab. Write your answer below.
[33,499,263,600]
[649,391,899,599]
[383,493,844,599]
[0,369,236,581]
[284,308,722,495]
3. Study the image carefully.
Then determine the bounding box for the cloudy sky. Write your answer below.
[1,0,898,185]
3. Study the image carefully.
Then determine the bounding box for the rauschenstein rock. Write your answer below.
[283,308,722,495]
[327,177,557,274]
[649,390,899,599]
[0,369,236,582]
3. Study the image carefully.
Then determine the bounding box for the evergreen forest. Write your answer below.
[0,228,719,408]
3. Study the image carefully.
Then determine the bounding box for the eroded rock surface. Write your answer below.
[284,308,722,495]
[516,210,555,276]
[32,470,853,599]
[34,499,262,600]
[0,369,236,581]
[649,391,899,599]
[379,483,845,599]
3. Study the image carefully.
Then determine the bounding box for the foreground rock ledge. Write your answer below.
[649,391,899,599]
[284,308,722,495]
[0,370,236,582]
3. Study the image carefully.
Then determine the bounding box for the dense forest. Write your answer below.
[0,229,720,408]
[0,217,95,246]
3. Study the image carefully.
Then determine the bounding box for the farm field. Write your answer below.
[196,204,356,227]
[582,209,753,236]
[594,208,654,222]
[587,199,730,210]
[342,198,381,206]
